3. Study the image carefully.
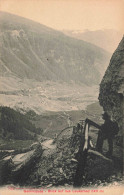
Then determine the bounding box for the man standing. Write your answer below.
[86,112,119,156]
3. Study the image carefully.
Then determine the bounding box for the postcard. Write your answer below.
[0,0,123,195]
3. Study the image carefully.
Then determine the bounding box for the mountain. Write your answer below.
[63,29,123,53]
[0,12,110,85]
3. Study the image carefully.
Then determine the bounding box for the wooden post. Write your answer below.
[73,121,89,187]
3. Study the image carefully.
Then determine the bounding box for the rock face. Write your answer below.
[99,36,124,132]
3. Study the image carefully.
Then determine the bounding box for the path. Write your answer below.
[41,139,56,156]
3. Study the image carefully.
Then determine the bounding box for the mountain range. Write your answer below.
[62,29,123,53]
[0,12,111,85]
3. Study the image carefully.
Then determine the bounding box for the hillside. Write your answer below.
[0,12,110,85]
[0,106,42,140]
[63,29,123,53]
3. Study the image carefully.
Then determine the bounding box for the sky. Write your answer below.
[0,0,124,32]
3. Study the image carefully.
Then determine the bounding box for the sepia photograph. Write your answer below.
[0,0,123,194]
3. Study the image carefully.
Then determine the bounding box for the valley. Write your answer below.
[0,76,99,114]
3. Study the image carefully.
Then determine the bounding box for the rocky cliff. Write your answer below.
[99,36,124,132]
